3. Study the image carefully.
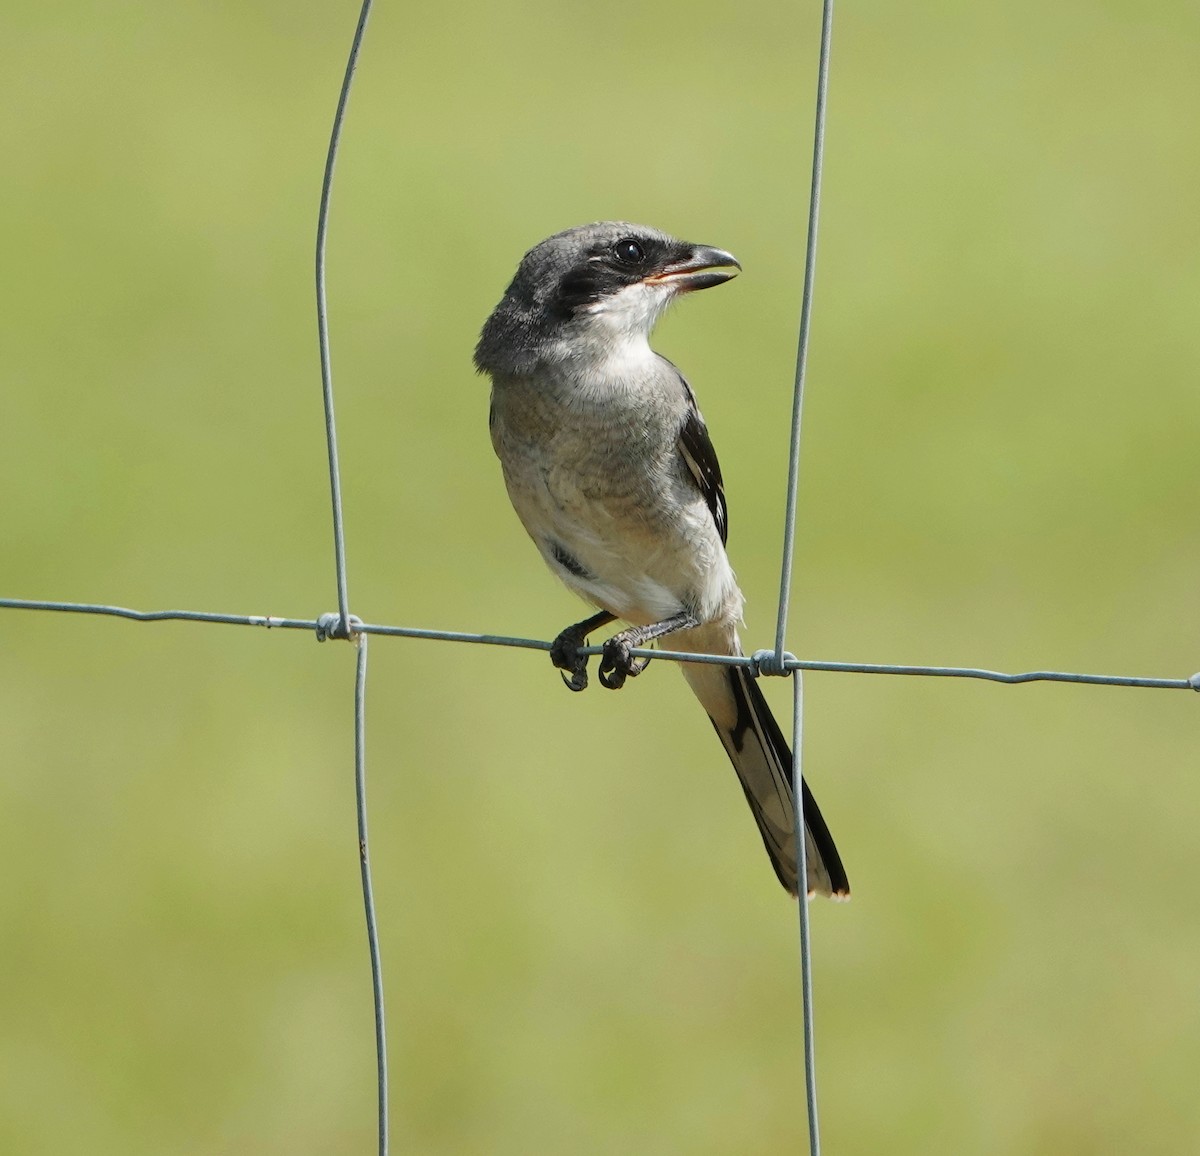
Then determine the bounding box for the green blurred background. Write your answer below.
[3,2,1199,1152]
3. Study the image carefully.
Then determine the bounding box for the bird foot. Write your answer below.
[598,635,650,690]
[550,626,591,692]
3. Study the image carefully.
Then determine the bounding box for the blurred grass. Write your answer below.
[2,1,1200,1152]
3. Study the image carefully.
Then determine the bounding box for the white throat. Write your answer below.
[544,281,676,399]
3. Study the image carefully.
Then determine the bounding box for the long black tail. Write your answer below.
[682,659,849,898]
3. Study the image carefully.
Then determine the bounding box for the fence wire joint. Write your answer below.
[316,612,362,643]
[751,649,795,678]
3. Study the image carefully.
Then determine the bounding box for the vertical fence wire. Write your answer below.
[314,2,387,1154]
[774,0,834,662]
[352,635,388,1155]
[316,0,374,635]
[772,4,835,1153]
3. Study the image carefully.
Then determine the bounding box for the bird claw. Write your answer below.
[598,637,649,690]
[559,667,588,693]
[550,628,590,692]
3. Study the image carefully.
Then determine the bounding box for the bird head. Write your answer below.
[475,222,740,377]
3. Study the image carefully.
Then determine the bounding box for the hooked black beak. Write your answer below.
[645,244,741,292]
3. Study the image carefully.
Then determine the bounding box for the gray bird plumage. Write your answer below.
[476,221,848,898]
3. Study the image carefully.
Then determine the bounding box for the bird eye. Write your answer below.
[612,238,645,265]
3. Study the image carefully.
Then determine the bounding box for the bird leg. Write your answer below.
[598,611,700,690]
[549,610,616,692]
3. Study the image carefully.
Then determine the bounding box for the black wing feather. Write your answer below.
[669,364,729,545]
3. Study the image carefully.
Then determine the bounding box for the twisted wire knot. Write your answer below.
[316,612,363,642]
[750,649,796,678]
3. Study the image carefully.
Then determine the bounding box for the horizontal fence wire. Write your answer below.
[2,598,1197,691]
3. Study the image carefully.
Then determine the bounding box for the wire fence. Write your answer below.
[5,2,1199,1155]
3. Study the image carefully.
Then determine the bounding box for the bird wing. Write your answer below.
[668,362,729,546]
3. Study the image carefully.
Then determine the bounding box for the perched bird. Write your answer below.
[475,221,848,898]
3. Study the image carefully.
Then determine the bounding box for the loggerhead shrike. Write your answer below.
[475,221,848,898]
